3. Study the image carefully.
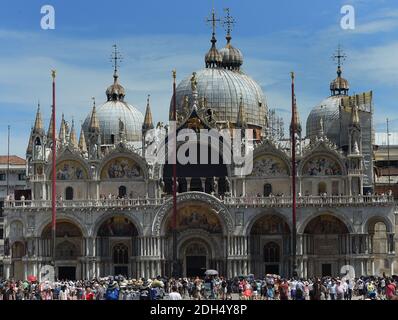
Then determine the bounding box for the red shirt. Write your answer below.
[85,292,95,300]
[386,283,396,298]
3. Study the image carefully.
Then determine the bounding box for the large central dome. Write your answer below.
[173,69,267,128]
[171,29,268,129]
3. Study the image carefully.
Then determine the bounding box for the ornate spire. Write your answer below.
[33,102,44,134]
[59,114,66,143]
[330,45,349,96]
[69,119,78,148]
[143,94,154,131]
[205,8,222,68]
[26,127,34,155]
[89,98,100,132]
[78,125,87,153]
[236,95,247,128]
[47,107,55,140]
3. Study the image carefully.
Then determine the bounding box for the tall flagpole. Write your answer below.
[171,70,179,278]
[290,72,298,278]
[6,125,10,197]
[51,70,57,273]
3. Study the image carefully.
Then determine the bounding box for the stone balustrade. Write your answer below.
[4,194,395,210]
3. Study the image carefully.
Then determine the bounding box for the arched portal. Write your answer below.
[303,214,349,277]
[249,214,290,277]
[96,216,139,277]
[162,203,226,277]
[367,218,393,275]
[41,221,83,280]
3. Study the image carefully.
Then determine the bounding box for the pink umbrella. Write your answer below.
[27,275,37,282]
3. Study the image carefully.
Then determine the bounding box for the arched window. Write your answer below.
[264,242,280,263]
[34,137,41,146]
[118,186,127,198]
[264,184,273,197]
[65,187,74,200]
[318,182,327,195]
[113,243,128,264]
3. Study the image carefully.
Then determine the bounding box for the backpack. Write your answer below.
[105,288,119,300]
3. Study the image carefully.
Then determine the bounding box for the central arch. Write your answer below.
[156,193,230,277]
[248,214,291,277]
[302,214,350,277]
[152,192,234,236]
[95,215,139,278]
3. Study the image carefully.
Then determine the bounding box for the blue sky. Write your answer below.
[1,0,398,156]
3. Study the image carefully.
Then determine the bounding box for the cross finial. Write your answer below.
[206,7,221,37]
[110,44,123,76]
[222,8,235,36]
[92,96,96,108]
[332,45,347,68]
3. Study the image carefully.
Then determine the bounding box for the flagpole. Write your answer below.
[290,72,298,278]
[6,125,10,197]
[51,70,57,275]
[171,70,179,278]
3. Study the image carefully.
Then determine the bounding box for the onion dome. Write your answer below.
[219,33,243,71]
[106,72,126,101]
[330,66,349,96]
[205,35,223,68]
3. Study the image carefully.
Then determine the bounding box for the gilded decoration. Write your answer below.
[251,155,288,177]
[251,215,290,235]
[302,156,342,176]
[56,160,87,180]
[101,157,141,179]
[166,205,222,234]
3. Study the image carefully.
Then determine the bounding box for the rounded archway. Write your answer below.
[249,214,290,277]
[41,221,83,281]
[96,216,139,277]
[367,217,393,275]
[161,200,227,277]
[303,214,350,277]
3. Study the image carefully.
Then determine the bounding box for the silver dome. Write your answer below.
[306,96,342,141]
[172,68,267,128]
[83,100,144,145]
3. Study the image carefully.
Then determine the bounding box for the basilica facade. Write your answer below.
[2,13,397,281]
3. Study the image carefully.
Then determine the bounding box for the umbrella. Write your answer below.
[204,269,218,276]
[27,275,37,282]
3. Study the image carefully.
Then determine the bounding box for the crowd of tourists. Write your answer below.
[0,274,397,300]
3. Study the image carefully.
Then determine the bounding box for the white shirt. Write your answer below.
[169,292,182,300]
